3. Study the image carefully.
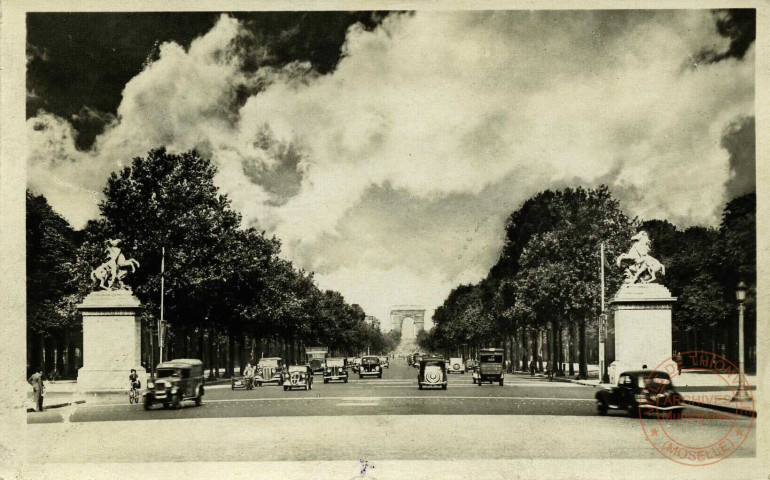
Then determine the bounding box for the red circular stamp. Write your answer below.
[639,351,754,466]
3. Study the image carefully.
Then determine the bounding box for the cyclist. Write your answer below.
[129,369,141,391]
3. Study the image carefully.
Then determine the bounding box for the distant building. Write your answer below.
[364,315,381,330]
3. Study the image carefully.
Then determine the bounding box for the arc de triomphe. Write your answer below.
[390,306,425,338]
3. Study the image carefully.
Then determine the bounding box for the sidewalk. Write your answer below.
[518,368,758,417]
[26,375,234,412]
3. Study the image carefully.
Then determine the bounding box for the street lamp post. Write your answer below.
[732,281,751,402]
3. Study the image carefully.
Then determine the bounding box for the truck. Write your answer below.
[306,346,329,374]
[473,348,505,386]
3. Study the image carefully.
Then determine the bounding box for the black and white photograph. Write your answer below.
[1,3,765,479]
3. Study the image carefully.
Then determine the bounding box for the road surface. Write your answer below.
[25,358,755,463]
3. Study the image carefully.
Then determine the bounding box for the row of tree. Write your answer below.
[420,186,756,377]
[27,148,396,378]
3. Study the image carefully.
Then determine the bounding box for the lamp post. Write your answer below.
[732,281,751,402]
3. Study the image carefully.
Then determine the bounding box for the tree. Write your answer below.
[26,191,80,376]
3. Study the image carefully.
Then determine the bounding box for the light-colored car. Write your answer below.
[282,365,313,391]
[255,357,284,386]
[448,357,465,374]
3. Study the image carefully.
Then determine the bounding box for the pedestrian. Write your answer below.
[529,359,536,377]
[546,359,554,381]
[28,368,44,412]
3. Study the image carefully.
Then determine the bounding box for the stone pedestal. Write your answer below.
[608,283,676,384]
[76,290,146,392]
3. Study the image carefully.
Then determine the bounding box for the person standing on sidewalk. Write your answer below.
[529,359,536,377]
[28,368,44,412]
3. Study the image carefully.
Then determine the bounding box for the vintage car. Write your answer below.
[358,356,383,378]
[418,356,448,390]
[231,375,253,390]
[595,370,685,418]
[255,357,284,386]
[448,357,465,374]
[144,358,204,410]
[324,357,349,383]
[282,365,314,391]
[306,346,328,374]
[379,356,390,368]
[350,357,362,373]
[465,359,478,372]
[473,348,504,386]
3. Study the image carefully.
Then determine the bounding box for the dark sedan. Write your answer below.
[596,370,685,418]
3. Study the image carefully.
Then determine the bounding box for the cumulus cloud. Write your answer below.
[27,11,755,323]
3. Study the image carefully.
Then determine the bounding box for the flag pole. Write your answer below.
[159,247,165,363]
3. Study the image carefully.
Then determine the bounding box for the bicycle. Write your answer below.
[128,383,140,404]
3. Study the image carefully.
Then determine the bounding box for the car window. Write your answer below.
[157,368,179,378]
[620,375,632,386]
[480,355,503,363]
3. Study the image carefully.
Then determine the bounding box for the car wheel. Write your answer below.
[324,379,328,384]
[195,392,202,407]
[628,406,642,418]
[257,382,262,387]
[442,384,447,390]
[171,394,181,409]
[231,384,235,390]
[359,374,363,379]
[344,377,348,383]
[499,379,504,386]
[162,402,169,409]
[418,384,423,390]
[477,379,482,386]
[597,401,608,416]
[378,374,382,379]
[143,397,152,411]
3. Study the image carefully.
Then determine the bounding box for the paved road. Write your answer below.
[29,360,600,423]
[25,359,756,463]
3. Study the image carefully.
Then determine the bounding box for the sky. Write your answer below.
[26,10,756,329]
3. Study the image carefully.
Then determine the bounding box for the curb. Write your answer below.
[27,400,85,413]
[682,399,757,418]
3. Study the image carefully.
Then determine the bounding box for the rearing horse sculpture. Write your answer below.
[91,239,140,290]
[616,231,665,284]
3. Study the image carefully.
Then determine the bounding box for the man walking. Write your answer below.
[28,368,44,412]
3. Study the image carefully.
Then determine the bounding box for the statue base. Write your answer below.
[76,290,146,392]
[608,283,677,384]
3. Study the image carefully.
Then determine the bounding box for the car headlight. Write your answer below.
[147,382,154,389]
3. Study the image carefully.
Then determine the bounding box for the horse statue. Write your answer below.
[90,239,140,291]
[616,230,665,284]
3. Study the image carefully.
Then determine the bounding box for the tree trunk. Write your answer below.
[537,329,544,372]
[207,329,215,379]
[568,322,576,376]
[67,328,77,376]
[56,335,65,375]
[227,331,235,378]
[556,326,564,376]
[198,328,205,366]
[238,335,246,375]
[579,317,588,379]
[550,319,558,373]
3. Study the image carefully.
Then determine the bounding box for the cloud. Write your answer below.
[721,116,755,199]
[27,11,755,322]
